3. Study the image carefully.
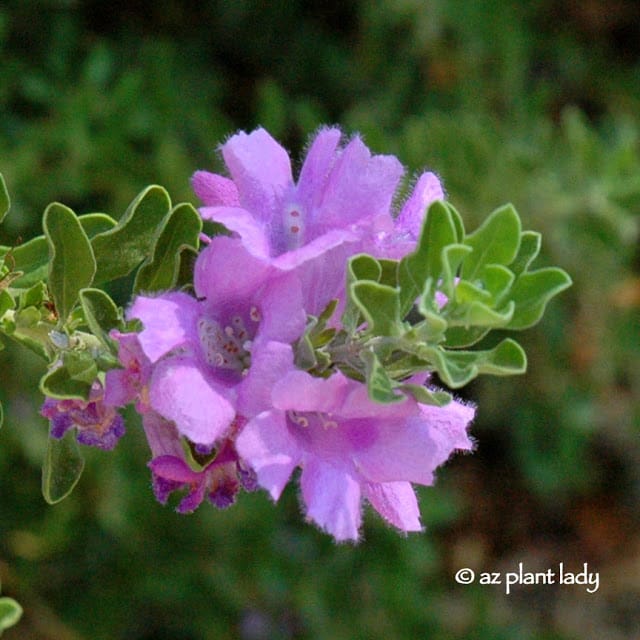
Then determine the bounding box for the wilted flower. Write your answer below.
[41,381,125,450]
[143,411,256,513]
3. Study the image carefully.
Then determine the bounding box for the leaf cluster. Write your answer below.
[310,201,572,405]
[0,176,202,502]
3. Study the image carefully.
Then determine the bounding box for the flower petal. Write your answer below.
[191,170,240,207]
[198,206,270,258]
[396,171,445,239]
[419,399,475,457]
[238,341,294,417]
[295,127,341,211]
[350,416,441,485]
[149,357,235,446]
[352,399,474,485]
[300,458,362,542]
[317,136,403,230]
[221,128,293,226]
[272,370,349,414]
[128,292,200,363]
[272,228,360,316]
[149,454,201,484]
[194,236,271,305]
[103,368,134,407]
[363,481,422,532]
[235,411,301,501]
[257,273,306,343]
[142,411,184,458]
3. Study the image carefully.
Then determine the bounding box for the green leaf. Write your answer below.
[0,597,23,633]
[458,300,515,328]
[360,349,405,403]
[4,213,115,290]
[5,306,51,360]
[443,325,491,348]
[0,402,3,430]
[342,254,383,333]
[408,338,527,388]
[507,267,573,329]
[481,264,515,305]
[350,281,402,336]
[446,202,466,242]
[317,298,339,328]
[77,212,118,237]
[474,338,528,376]
[398,383,451,407]
[510,231,541,277]
[377,258,400,287]
[2,236,48,288]
[349,254,382,282]
[0,173,10,224]
[79,288,122,349]
[294,332,318,370]
[175,246,199,289]
[410,313,448,345]
[0,290,14,318]
[448,280,515,328]
[40,365,92,400]
[62,350,99,385]
[19,281,47,309]
[42,429,85,504]
[462,203,522,280]
[134,202,202,292]
[440,244,472,297]
[406,279,448,344]
[453,280,493,305]
[92,185,171,283]
[43,203,97,322]
[399,200,459,313]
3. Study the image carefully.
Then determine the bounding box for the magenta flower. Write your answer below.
[41,381,125,450]
[192,127,443,314]
[235,360,474,542]
[124,236,306,449]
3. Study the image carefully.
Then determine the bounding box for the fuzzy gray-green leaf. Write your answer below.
[79,288,122,349]
[360,349,405,404]
[462,203,522,280]
[43,203,97,322]
[134,202,202,293]
[42,429,85,505]
[507,267,573,329]
[92,185,171,283]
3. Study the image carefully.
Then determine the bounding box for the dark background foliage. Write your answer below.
[1,1,639,638]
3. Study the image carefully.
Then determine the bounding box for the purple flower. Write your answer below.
[40,381,125,450]
[143,411,256,513]
[192,127,443,314]
[125,236,306,449]
[235,359,474,542]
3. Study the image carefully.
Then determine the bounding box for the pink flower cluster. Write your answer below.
[69,127,475,541]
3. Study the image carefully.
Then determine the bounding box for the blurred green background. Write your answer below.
[1,1,639,638]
